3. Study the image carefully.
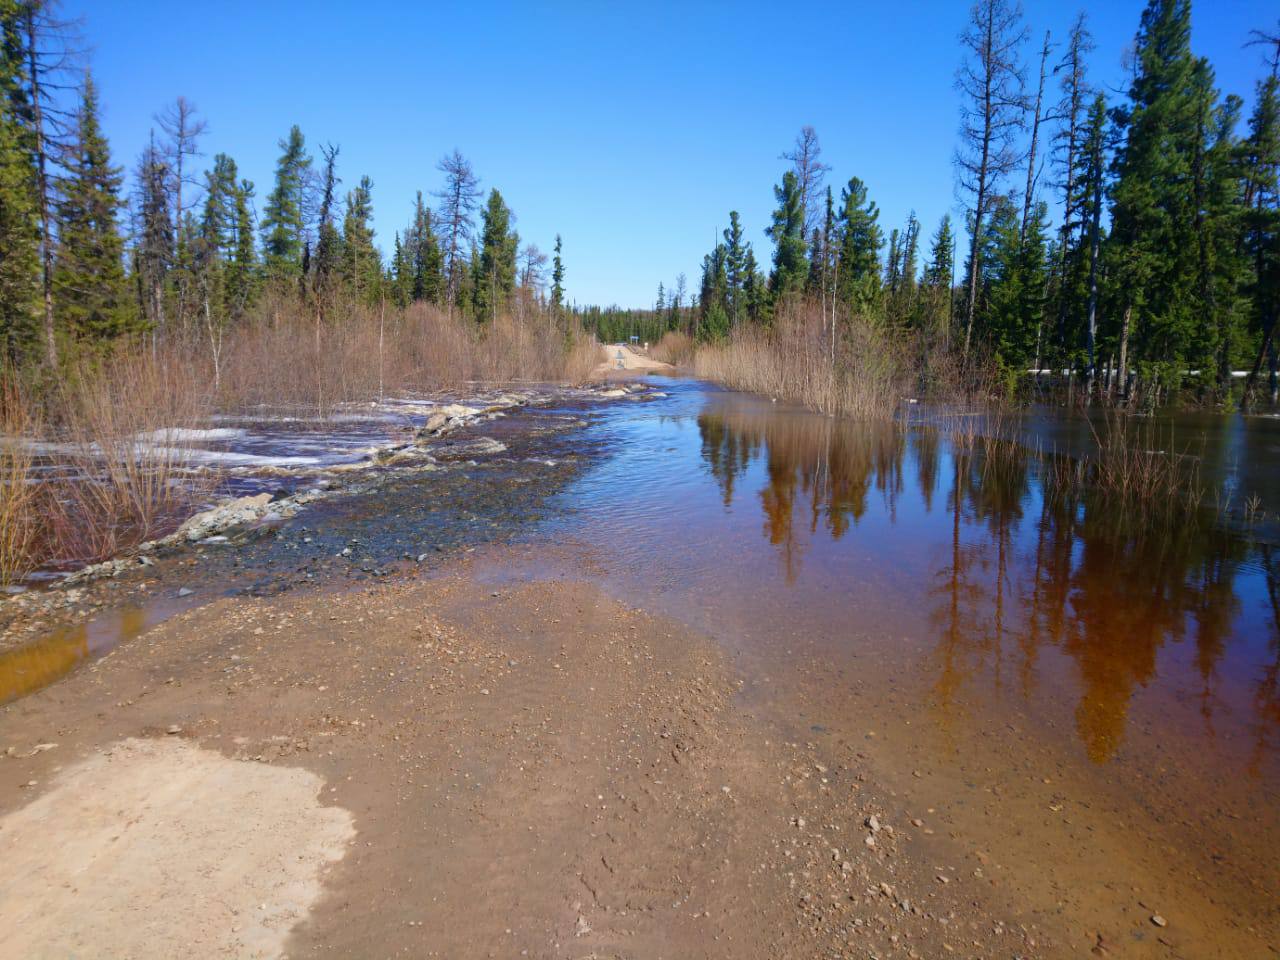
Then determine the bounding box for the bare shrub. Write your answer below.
[0,373,39,586]
[36,351,217,568]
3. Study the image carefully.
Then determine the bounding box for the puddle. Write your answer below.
[0,601,188,703]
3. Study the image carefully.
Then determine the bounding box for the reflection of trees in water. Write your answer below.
[927,442,1032,750]
[697,406,903,581]
[1251,546,1280,777]
[695,403,1274,768]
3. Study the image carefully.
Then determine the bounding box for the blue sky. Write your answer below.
[67,1,1275,308]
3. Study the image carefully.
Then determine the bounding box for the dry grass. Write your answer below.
[693,302,909,420]
[648,331,695,366]
[220,295,597,413]
[1042,413,1205,518]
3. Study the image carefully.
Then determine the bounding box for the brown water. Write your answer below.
[510,377,1280,958]
[0,603,180,703]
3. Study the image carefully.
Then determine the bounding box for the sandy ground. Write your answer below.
[0,564,1044,959]
[591,344,676,379]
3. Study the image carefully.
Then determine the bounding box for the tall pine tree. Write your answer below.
[53,73,132,343]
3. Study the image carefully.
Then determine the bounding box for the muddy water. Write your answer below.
[512,376,1279,958]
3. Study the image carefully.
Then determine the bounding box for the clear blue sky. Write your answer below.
[66,0,1274,308]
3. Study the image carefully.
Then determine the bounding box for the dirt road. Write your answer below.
[591,343,675,378]
[0,556,1043,959]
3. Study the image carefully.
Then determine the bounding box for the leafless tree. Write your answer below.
[781,125,831,238]
[1246,21,1280,80]
[1052,14,1093,249]
[433,149,481,312]
[518,243,548,293]
[156,97,206,329]
[954,0,1027,354]
[1020,30,1053,238]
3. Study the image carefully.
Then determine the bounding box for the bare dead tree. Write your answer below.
[1246,21,1280,80]
[156,96,206,330]
[1020,30,1054,238]
[518,243,548,292]
[955,0,1027,354]
[433,149,481,314]
[1052,14,1093,249]
[781,126,831,239]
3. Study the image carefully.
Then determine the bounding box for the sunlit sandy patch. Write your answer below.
[0,737,354,959]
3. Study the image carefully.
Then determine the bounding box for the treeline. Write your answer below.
[679,1,1279,408]
[0,1,569,380]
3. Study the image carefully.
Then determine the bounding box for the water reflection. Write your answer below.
[696,398,1280,768]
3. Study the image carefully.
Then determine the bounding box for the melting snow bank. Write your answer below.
[48,379,663,590]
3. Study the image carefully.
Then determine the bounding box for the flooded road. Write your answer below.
[500,375,1280,957]
[3,373,1277,956]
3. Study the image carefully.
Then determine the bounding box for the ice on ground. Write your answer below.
[133,427,247,443]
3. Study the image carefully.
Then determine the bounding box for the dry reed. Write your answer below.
[692,302,909,420]
[648,331,695,366]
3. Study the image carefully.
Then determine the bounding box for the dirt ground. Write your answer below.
[0,560,1045,959]
[590,344,676,379]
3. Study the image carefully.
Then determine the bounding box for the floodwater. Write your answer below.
[515,375,1280,957]
[6,372,1279,953]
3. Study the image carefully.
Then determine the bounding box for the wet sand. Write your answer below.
[0,566,1043,959]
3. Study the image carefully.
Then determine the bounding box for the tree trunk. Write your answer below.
[1021,32,1051,240]
[1241,311,1276,412]
[1083,171,1102,401]
[1117,305,1132,402]
[25,10,56,369]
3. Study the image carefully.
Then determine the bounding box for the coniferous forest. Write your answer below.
[644,1,1278,411]
[0,0,1275,410]
[0,0,579,395]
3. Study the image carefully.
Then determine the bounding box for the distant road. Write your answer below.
[591,343,674,378]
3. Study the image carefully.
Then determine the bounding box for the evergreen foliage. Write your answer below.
[260,125,310,282]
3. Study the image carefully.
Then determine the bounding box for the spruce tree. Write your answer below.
[922,215,956,333]
[835,176,883,312]
[227,176,256,317]
[1241,74,1280,408]
[723,211,746,326]
[406,191,443,304]
[1109,0,1202,391]
[766,171,807,301]
[551,234,564,313]
[53,74,133,343]
[473,188,516,322]
[260,125,310,282]
[0,0,38,362]
[133,133,173,338]
[341,175,380,304]
[313,143,341,295]
[391,232,411,308]
[194,152,237,323]
[984,199,1049,371]
[742,248,764,323]
[698,242,729,340]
